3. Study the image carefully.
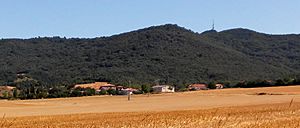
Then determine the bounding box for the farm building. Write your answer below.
[152,85,175,93]
[73,82,141,95]
[0,86,16,97]
[74,82,116,91]
[99,84,117,91]
[188,84,208,90]
[121,88,139,95]
[215,84,224,89]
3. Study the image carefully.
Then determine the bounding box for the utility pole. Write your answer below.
[127,91,131,101]
[127,80,132,101]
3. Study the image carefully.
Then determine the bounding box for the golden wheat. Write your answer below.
[1,102,299,128]
[1,86,300,128]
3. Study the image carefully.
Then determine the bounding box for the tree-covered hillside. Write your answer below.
[0,24,299,86]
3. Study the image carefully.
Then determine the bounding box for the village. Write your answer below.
[72,82,223,94]
[0,81,224,99]
[1,73,298,100]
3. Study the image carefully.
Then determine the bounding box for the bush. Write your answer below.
[13,89,19,98]
[48,87,70,98]
[275,79,286,86]
[132,90,143,94]
[98,90,107,95]
[207,82,216,89]
[174,84,187,92]
[293,79,300,85]
[85,88,96,96]
[70,89,82,97]
[107,89,117,95]
[141,85,151,93]
[189,88,197,91]
[37,92,48,99]
[1,91,9,99]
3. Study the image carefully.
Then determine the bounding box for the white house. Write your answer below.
[152,85,175,93]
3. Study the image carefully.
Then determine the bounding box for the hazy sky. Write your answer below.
[0,0,299,38]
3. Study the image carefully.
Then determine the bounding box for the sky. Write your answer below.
[0,0,299,38]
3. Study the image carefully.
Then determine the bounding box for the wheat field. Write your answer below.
[0,86,300,128]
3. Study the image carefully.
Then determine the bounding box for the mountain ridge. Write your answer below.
[0,24,299,86]
[2,24,299,40]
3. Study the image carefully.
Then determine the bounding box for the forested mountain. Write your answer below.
[0,24,299,86]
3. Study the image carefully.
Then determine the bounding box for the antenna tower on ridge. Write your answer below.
[212,20,215,30]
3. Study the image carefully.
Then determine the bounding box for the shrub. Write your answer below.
[99,90,107,95]
[207,82,216,89]
[141,85,151,93]
[70,89,82,97]
[107,89,117,95]
[85,88,96,96]
[133,90,143,94]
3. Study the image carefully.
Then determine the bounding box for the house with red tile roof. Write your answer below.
[188,84,208,90]
[74,82,116,91]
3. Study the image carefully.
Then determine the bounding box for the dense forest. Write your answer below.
[0,24,300,87]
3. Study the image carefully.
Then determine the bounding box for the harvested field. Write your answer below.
[2,103,300,128]
[0,86,300,128]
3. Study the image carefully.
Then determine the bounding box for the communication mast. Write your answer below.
[212,20,215,30]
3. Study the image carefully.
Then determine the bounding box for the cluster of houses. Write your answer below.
[74,83,177,94]
[73,82,224,94]
[73,82,176,95]
[73,82,139,95]
[152,83,224,93]
[152,85,175,93]
[0,82,224,98]
[0,72,225,97]
[188,83,224,90]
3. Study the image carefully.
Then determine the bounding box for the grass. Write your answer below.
[2,102,300,128]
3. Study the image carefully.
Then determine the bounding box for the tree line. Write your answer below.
[1,76,299,100]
